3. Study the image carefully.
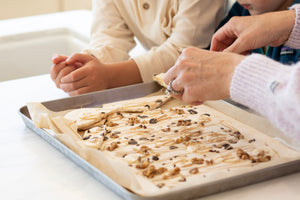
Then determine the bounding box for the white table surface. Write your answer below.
[1,74,299,200]
[0,9,299,200]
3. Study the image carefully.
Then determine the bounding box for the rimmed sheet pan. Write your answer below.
[19,82,300,200]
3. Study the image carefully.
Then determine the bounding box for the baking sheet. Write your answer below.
[19,82,300,200]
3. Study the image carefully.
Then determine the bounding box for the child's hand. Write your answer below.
[51,55,78,89]
[57,53,110,96]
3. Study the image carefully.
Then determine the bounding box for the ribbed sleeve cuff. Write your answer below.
[230,54,285,113]
[285,4,300,48]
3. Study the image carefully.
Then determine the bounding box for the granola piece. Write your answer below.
[106,142,119,151]
[189,168,199,174]
[236,148,250,160]
[168,167,180,176]
[191,157,204,164]
[142,165,167,178]
[136,159,150,169]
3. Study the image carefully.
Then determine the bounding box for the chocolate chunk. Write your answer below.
[138,115,148,118]
[152,156,159,161]
[169,146,178,150]
[188,109,198,115]
[83,135,91,140]
[128,139,138,145]
[149,118,158,124]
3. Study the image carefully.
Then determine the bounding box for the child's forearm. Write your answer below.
[105,59,143,88]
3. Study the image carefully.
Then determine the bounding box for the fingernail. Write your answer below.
[61,77,66,83]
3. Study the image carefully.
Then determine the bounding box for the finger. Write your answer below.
[52,55,68,64]
[164,66,178,86]
[74,62,83,68]
[181,88,203,106]
[67,86,93,96]
[163,53,187,85]
[211,37,235,52]
[50,62,67,81]
[223,37,247,54]
[60,66,87,83]
[66,53,93,65]
[60,76,88,93]
[170,77,184,94]
[53,66,77,88]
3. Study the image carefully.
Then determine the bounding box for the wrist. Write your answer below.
[105,59,142,88]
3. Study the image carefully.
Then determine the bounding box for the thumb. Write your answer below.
[223,38,248,54]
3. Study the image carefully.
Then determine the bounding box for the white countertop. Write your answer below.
[0,10,299,200]
[1,74,300,200]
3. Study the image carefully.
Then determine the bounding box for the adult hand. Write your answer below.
[210,10,296,54]
[54,53,110,96]
[164,47,245,105]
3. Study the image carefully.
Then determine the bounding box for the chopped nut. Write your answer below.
[157,183,165,188]
[174,108,185,114]
[251,150,271,163]
[231,131,244,140]
[191,158,204,164]
[236,148,250,160]
[157,167,167,174]
[128,117,140,124]
[106,142,119,151]
[189,168,199,174]
[162,127,171,132]
[169,167,180,176]
[205,159,214,165]
[177,119,192,126]
[138,145,152,154]
[175,136,191,144]
[136,159,150,169]
[142,165,167,178]
[106,121,119,127]
[179,177,186,182]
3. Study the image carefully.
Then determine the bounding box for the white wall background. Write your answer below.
[0,0,92,20]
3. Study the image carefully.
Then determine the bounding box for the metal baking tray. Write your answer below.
[19,82,300,200]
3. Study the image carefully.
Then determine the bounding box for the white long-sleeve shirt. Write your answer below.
[84,0,226,82]
[230,4,300,143]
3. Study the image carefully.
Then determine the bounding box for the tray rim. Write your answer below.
[18,82,300,200]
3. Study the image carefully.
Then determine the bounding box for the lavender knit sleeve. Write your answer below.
[285,4,300,48]
[230,54,300,141]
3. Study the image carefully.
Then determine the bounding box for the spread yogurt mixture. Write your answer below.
[28,94,300,196]
[76,104,274,188]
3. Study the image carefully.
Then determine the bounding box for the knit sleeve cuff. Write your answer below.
[285,4,300,48]
[230,54,285,112]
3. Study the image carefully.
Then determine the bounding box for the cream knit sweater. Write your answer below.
[230,4,300,142]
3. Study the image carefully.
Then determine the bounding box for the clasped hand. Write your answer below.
[51,53,110,96]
